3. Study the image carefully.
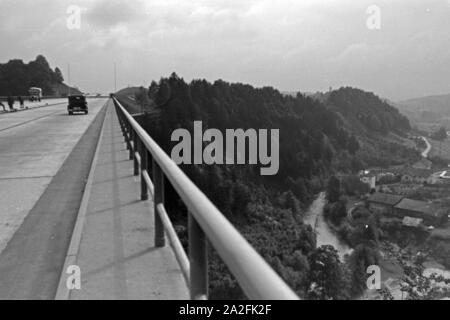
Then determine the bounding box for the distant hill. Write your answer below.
[115,86,156,114]
[318,87,417,168]
[0,55,81,96]
[326,87,411,134]
[397,93,450,122]
[115,86,141,99]
[142,76,417,185]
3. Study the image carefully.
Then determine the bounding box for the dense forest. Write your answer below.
[118,73,417,299]
[0,55,74,96]
[328,87,411,134]
[320,88,419,168]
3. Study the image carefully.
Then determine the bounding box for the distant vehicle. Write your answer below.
[67,95,88,115]
[28,87,42,102]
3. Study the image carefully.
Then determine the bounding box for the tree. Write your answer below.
[134,86,150,106]
[324,197,348,225]
[347,243,379,297]
[54,67,64,83]
[432,127,447,141]
[0,55,63,95]
[231,181,251,216]
[277,191,301,215]
[326,176,341,203]
[34,54,50,68]
[347,135,360,154]
[292,250,310,273]
[349,259,367,297]
[307,245,349,299]
[342,175,370,196]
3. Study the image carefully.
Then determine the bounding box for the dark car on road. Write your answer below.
[67,95,88,115]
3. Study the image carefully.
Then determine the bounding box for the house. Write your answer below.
[394,199,448,226]
[402,216,423,228]
[397,167,433,184]
[412,158,432,170]
[360,168,396,185]
[367,193,404,215]
[360,175,376,190]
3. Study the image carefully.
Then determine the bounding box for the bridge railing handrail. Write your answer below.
[112,97,299,300]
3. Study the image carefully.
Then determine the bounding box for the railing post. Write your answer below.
[189,213,208,300]
[117,108,127,144]
[153,159,165,247]
[133,134,139,176]
[129,127,134,160]
[116,107,123,131]
[140,141,149,201]
[121,116,126,137]
[147,149,153,181]
[125,120,130,147]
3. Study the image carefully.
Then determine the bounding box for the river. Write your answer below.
[303,192,353,260]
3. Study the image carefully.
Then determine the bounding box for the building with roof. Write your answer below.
[394,199,448,226]
[360,175,376,190]
[367,193,404,215]
[402,216,423,228]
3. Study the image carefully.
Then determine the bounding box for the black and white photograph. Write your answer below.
[0,0,449,306]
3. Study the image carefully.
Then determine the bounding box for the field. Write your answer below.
[429,138,450,160]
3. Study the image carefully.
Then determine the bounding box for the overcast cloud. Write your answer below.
[0,0,449,100]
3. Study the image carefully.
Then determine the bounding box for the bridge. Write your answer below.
[0,97,298,300]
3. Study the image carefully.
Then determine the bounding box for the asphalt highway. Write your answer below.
[0,98,108,299]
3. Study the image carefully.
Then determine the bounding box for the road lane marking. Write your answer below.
[0,109,64,133]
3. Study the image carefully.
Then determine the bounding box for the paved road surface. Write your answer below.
[421,136,432,158]
[0,98,67,114]
[0,99,107,299]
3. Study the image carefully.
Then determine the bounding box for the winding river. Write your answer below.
[303,192,353,260]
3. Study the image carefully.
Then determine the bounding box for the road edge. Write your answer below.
[54,100,110,300]
[0,100,66,116]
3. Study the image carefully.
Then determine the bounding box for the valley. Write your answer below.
[116,75,450,300]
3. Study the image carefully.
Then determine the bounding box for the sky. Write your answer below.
[0,0,449,101]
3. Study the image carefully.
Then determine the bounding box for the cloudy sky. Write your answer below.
[0,0,449,100]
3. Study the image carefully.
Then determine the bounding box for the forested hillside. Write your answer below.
[118,74,417,299]
[0,55,78,96]
[150,75,361,190]
[328,87,411,134]
[322,87,419,168]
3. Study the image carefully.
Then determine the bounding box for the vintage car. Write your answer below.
[67,95,88,115]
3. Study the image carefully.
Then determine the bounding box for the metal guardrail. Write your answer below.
[112,97,299,300]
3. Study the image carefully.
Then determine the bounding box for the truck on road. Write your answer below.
[28,87,42,102]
